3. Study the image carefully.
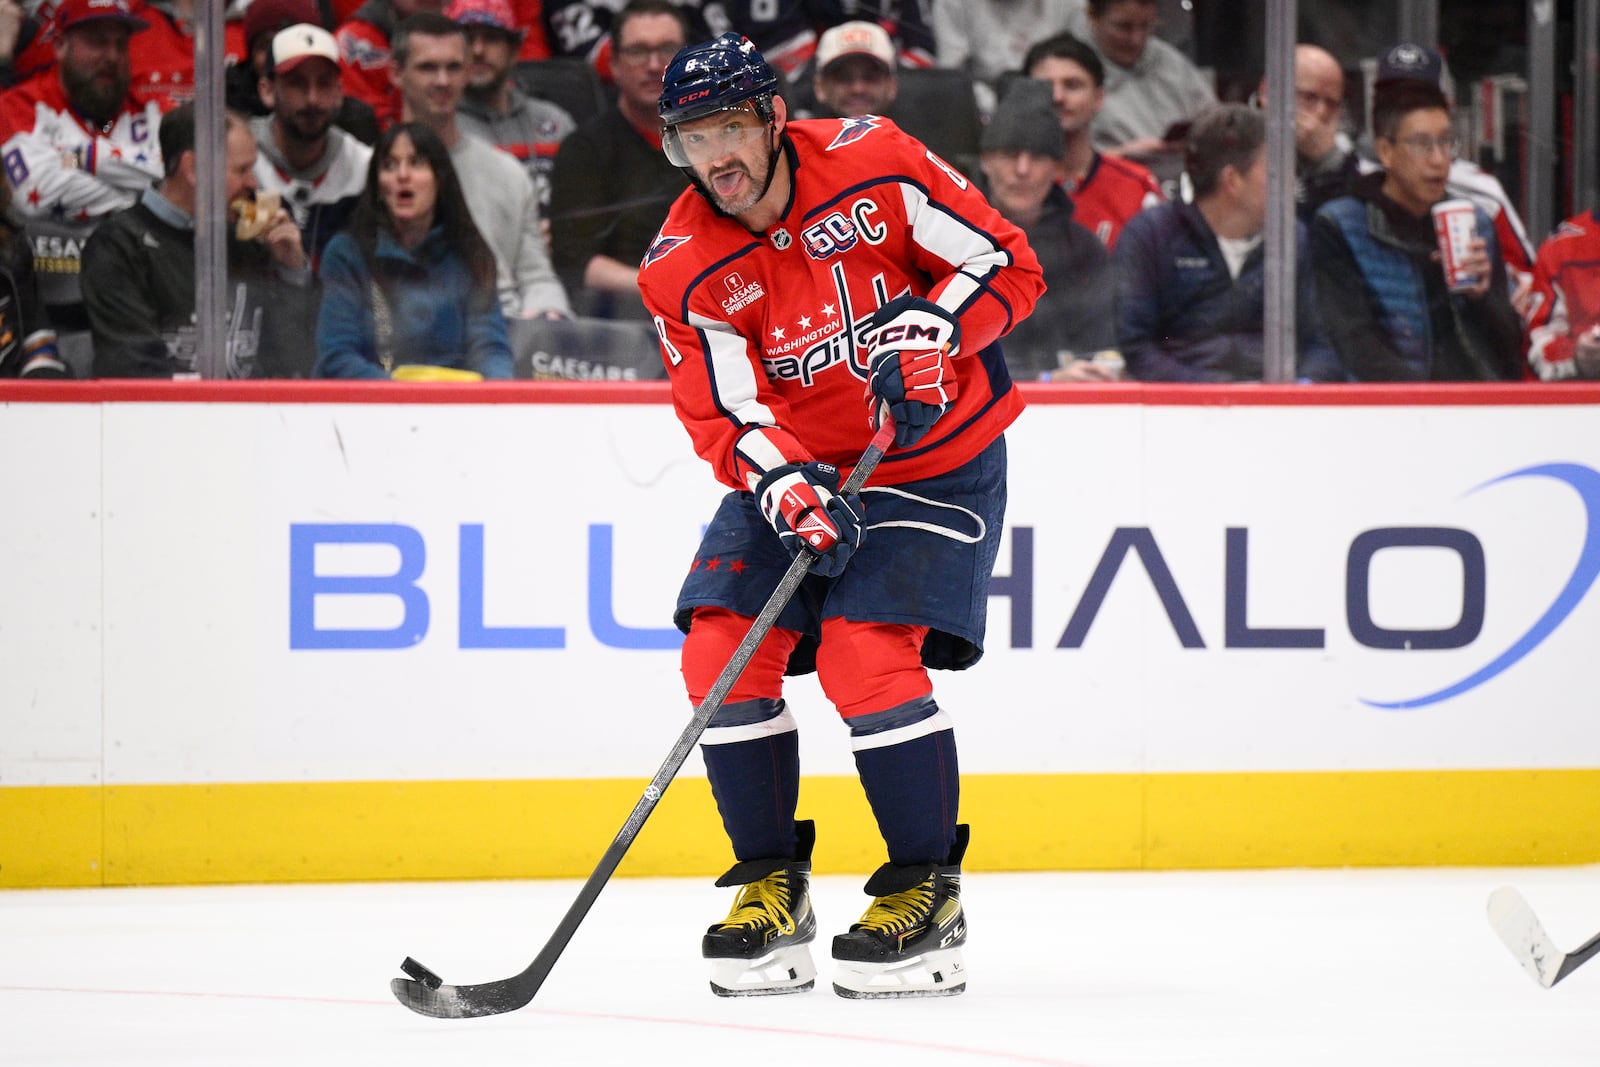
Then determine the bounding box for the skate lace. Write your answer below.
[717,873,796,935]
[854,881,935,934]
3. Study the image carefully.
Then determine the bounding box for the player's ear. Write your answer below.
[771,94,788,135]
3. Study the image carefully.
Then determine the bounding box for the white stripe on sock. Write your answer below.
[849,708,953,752]
[700,706,799,746]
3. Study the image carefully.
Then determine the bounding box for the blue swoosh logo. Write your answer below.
[1363,462,1600,710]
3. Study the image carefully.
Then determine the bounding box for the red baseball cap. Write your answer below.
[445,0,521,36]
[244,0,320,52]
[53,0,150,35]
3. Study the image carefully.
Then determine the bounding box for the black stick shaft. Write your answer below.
[392,420,895,1017]
[520,420,894,992]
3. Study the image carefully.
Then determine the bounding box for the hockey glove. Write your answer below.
[756,461,865,578]
[864,294,961,449]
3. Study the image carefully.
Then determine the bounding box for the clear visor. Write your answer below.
[662,109,771,167]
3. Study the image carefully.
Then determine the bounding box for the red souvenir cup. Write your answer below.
[1431,198,1479,292]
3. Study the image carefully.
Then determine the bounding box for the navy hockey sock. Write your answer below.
[847,696,959,866]
[700,698,801,861]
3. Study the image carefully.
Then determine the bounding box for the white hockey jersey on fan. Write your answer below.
[0,75,166,325]
[0,76,165,226]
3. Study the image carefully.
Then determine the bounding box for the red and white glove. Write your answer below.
[864,294,961,449]
[755,461,864,577]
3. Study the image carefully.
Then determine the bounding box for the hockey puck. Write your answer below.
[400,956,443,990]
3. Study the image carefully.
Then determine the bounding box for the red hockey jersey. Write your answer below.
[8,2,246,105]
[639,116,1044,492]
[1525,209,1600,381]
[335,10,401,129]
[1064,150,1164,249]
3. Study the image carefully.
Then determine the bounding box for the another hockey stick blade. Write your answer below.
[391,419,897,1019]
[1488,885,1600,988]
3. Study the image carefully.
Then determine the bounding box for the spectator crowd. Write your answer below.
[0,0,1593,383]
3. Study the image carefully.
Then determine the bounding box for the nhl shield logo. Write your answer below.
[770,228,792,250]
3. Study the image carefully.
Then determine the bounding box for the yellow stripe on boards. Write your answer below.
[3,770,1598,888]
[0,786,103,887]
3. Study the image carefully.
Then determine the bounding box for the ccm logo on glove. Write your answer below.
[864,295,962,449]
[875,322,946,345]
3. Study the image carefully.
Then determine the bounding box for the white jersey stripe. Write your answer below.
[897,181,1010,286]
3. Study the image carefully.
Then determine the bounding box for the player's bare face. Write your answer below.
[681,108,775,217]
[1028,56,1101,135]
[57,23,132,125]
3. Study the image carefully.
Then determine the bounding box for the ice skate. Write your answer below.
[702,820,817,996]
[831,824,969,999]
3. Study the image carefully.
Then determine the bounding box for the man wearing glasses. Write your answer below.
[546,0,688,318]
[1310,79,1522,381]
[1355,42,1536,309]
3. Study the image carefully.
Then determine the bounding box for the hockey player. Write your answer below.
[639,33,1043,999]
[1524,207,1600,381]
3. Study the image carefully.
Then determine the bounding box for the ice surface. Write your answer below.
[3,866,1597,1065]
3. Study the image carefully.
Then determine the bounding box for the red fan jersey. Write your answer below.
[335,11,401,129]
[1064,151,1163,249]
[1525,209,1600,381]
[126,4,248,110]
[639,116,1044,492]
[8,2,246,105]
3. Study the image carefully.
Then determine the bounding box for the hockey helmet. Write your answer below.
[658,33,779,166]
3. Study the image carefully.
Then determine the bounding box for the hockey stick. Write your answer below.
[391,419,897,1019]
[1488,885,1600,988]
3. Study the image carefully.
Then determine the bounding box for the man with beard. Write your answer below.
[0,0,167,341]
[640,33,1043,1001]
[251,23,372,264]
[226,0,379,145]
[448,0,573,205]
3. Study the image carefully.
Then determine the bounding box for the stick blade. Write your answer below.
[391,970,538,1018]
[1488,885,1562,988]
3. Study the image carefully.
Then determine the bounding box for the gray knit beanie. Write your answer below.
[980,79,1066,159]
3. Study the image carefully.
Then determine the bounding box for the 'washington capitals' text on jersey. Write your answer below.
[639,117,1044,493]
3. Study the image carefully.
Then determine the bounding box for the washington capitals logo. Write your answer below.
[827,115,882,151]
[643,234,691,267]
